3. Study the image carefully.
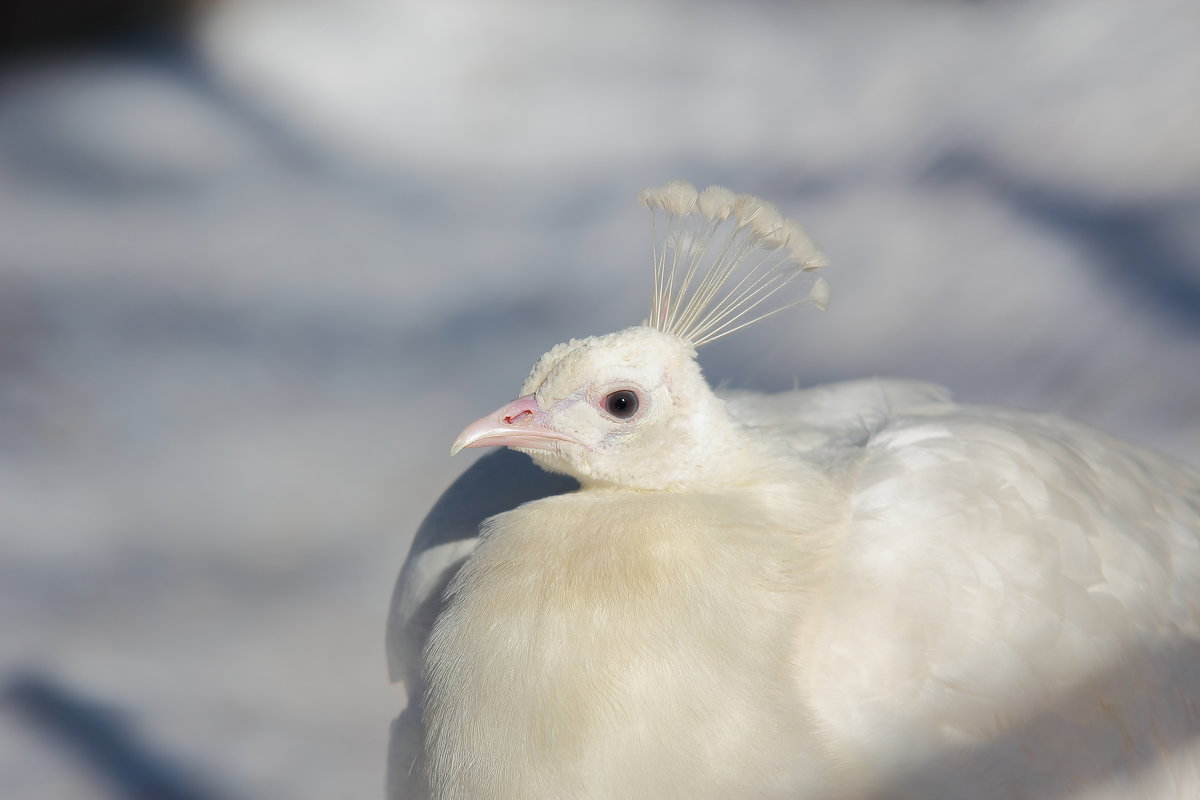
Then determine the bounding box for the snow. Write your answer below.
[1,0,1197,797]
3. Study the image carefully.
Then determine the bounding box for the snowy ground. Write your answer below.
[1,0,1197,798]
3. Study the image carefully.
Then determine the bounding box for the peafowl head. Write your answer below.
[450,180,829,491]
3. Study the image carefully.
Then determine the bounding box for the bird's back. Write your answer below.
[794,401,1200,799]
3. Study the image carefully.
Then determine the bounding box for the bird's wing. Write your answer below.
[385,449,578,690]
[722,378,953,451]
[802,406,1200,798]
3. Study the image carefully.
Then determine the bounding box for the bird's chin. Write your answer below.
[516,446,582,479]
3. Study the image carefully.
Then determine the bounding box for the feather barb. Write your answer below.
[637,180,829,346]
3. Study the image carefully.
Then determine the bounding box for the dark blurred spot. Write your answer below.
[3,670,238,800]
[927,149,1200,327]
[0,0,201,66]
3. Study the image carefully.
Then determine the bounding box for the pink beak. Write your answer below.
[450,394,580,456]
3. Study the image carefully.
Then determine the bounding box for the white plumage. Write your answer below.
[387,181,1200,800]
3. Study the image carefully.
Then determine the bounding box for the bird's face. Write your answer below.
[452,326,733,490]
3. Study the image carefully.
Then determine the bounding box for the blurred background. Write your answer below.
[0,0,1197,798]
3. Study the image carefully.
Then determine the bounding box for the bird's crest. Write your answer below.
[638,180,829,346]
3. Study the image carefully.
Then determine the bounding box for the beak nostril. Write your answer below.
[451,393,573,455]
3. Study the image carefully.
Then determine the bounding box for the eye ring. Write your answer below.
[603,390,639,420]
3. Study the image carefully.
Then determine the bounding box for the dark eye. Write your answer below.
[603,390,639,419]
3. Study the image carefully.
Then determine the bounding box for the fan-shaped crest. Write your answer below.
[638,180,829,346]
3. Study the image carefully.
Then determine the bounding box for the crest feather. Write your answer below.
[638,180,829,346]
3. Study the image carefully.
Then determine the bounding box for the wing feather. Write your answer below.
[803,406,1200,798]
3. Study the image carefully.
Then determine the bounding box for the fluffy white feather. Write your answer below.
[387,183,1200,800]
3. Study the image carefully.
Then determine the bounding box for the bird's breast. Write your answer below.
[420,488,839,799]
